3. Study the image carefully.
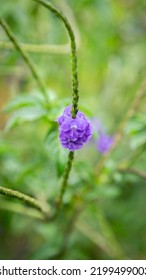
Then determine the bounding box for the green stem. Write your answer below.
[0,185,50,218]
[35,0,79,207]
[121,143,146,169]
[0,18,48,100]
[0,2,79,219]
[57,151,74,208]
[0,41,70,54]
[34,0,79,117]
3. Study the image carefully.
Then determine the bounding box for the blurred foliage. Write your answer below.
[0,0,146,260]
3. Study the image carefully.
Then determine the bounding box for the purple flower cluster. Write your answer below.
[57,105,93,151]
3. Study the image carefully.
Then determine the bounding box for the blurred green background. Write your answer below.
[0,0,146,260]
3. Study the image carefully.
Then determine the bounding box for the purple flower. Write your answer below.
[97,133,114,154]
[57,105,93,151]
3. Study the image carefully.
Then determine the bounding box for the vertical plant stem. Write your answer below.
[34,0,79,117]
[57,151,74,208]
[35,1,80,207]
[0,18,48,100]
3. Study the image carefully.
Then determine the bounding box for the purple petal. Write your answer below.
[56,115,65,125]
[61,118,72,132]
[63,105,72,116]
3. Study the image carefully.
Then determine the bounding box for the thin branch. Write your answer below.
[75,219,126,259]
[95,79,146,177]
[96,208,127,259]
[118,167,146,180]
[0,41,70,54]
[0,19,48,100]
[117,143,146,169]
[0,1,80,54]
[76,219,110,253]
[0,185,51,218]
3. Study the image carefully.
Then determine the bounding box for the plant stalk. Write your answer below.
[35,0,80,208]
[34,0,79,117]
[0,185,50,218]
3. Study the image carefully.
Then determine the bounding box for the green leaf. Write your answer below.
[45,126,68,177]
[0,140,12,155]
[4,95,40,112]
[5,107,48,131]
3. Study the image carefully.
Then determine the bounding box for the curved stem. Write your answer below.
[0,185,50,218]
[0,18,48,100]
[0,1,80,55]
[34,0,79,118]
